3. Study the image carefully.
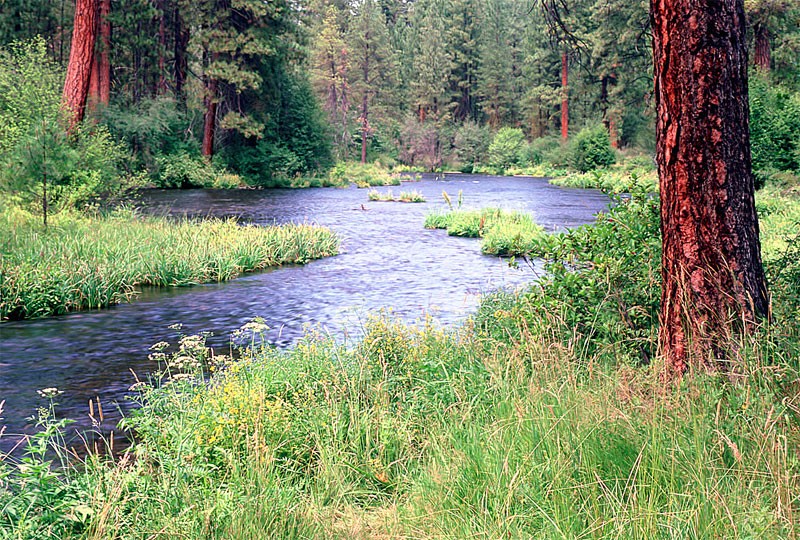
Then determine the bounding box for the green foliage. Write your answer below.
[368,189,426,202]
[452,121,491,172]
[570,124,617,172]
[476,192,661,363]
[0,39,130,218]
[0,209,339,320]
[487,127,527,172]
[552,158,657,193]
[749,73,800,178]
[101,97,200,176]
[524,136,566,167]
[425,207,548,256]
[223,74,333,185]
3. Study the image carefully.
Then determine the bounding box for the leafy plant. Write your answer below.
[570,124,616,172]
[487,127,527,172]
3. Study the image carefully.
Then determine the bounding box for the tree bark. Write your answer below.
[174,6,189,102]
[753,22,770,72]
[202,78,218,158]
[88,0,110,112]
[63,0,99,128]
[561,50,568,142]
[652,0,769,375]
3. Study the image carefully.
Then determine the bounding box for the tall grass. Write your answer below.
[0,208,339,320]
[2,183,799,539]
[3,309,797,539]
[424,207,549,256]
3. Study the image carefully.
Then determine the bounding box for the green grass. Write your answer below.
[329,162,402,188]
[368,189,426,203]
[549,161,658,193]
[424,207,549,256]
[4,306,797,539]
[2,183,799,539]
[0,208,339,320]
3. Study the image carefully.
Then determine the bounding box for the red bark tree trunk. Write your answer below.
[202,78,218,158]
[652,0,769,375]
[753,22,770,72]
[63,0,99,128]
[561,50,568,142]
[88,0,110,113]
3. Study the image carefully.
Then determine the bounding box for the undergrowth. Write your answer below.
[1,182,799,539]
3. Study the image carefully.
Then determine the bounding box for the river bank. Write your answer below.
[2,185,798,538]
[0,208,339,321]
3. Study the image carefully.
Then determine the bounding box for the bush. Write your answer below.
[571,125,616,172]
[749,74,800,175]
[453,122,491,172]
[0,38,131,221]
[101,97,199,176]
[524,136,566,167]
[487,127,527,172]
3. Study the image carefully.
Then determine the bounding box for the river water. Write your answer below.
[0,174,608,453]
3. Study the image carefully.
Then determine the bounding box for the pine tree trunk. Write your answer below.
[202,79,217,158]
[63,0,99,128]
[361,94,368,164]
[88,0,110,112]
[157,0,168,94]
[652,0,769,375]
[174,6,189,102]
[561,50,568,141]
[753,22,770,72]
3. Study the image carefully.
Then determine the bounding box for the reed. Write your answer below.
[0,208,339,320]
[424,207,549,256]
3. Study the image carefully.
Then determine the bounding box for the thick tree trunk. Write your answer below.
[753,22,771,72]
[652,0,769,375]
[561,50,568,142]
[202,78,218,158]
[63,0,99,128]
[88,0,110,112]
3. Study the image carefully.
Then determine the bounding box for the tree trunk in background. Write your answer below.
[174,7,189,102]
[608,118,618,148]
[753,22,770,72]
[652,0,769,375]
[361,94,368,164]
[88,0,110,112]
[157,0,168,94]
[202,78,218,158]
[63,0,99,128]
[561,50,568,141]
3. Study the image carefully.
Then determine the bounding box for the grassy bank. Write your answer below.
[261,162,406,189]
[368,189,426,202]
[2,186,799,539]
[0,208,339,320]
[425,207,549,257]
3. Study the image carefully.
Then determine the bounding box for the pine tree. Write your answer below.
[348,0,396,163]
[310,5,351,159]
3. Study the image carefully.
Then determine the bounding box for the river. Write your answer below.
[0,174,608,453]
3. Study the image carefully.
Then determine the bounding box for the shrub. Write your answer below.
[524,136,566,167]
[487,127,527,172]
[453,122,491,172]
[0,38,131,221]
[749,74,800,175]
[571,125,616,172]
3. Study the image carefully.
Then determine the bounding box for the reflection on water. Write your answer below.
[0,174,608,452]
